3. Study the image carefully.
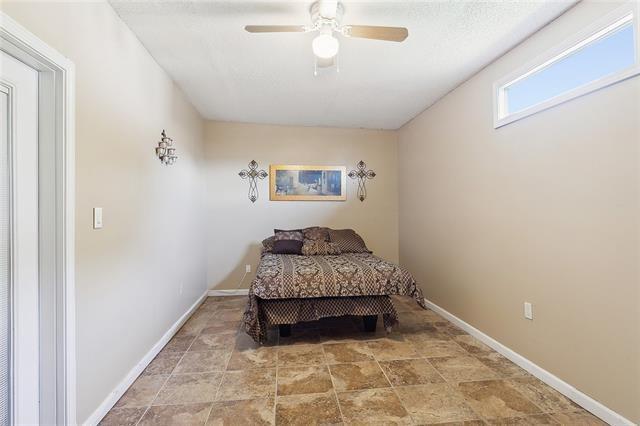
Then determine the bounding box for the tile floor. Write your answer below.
[100,296,606,425]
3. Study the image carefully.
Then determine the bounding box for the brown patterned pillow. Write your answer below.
[273,229,304,254]
[301,240,342,256]
[302,226,329,242]
[261,236,275,253]
[328,229,371,253]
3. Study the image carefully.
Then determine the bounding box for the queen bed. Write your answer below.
[242,227,426,342]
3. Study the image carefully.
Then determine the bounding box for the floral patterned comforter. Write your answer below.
[242,252,426,341]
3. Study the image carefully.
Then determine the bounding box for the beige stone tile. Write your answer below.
[435,321,469,336]
[205,398,274,425]
[507,377,579,413]
[153,372,222,405]
[137,402,212,426]
[276,391,342,426]
[413,309,445,323]
[396,313,436,333]
[189,334,236,352]
[487,414,559,425]
[179,315,212,336]
[143,351,183,376]
[328,361,390,391]
[322,342,375,364]
[551,410,606,425]
[209,309,243,323]
[98,407,146,426]
[336,388,411,425]
[200,321,240,336]
[402,324,452,342]
[457,380,542,419]
[277,366,334,396]
[454,335,494,355]
[278,328,322,346]
[379,359,444,386]
[413,339,468,358]
[395,382,479,424]
[174,350,231,374]
[430,356,501,382]
[114,375,168,408]
[429,421,486,426]
[227,347,277,370]
[278,345,326,367]
[235,329,278,350]
[367,338,419,361]
[164,335,197,352]
[319,327,365,344]
[475,353,527,378]
[216,369,276,401]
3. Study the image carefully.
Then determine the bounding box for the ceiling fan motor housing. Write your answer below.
[310,0,344,29]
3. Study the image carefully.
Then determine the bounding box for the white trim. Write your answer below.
[493,1,640,128]
[84,291,208,426]
[207,289,249,297]
[1,12,76,425]
[423,298,635,426]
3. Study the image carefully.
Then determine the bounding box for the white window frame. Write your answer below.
[493,1,640,128]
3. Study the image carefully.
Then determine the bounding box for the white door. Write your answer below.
[1,50,40,425]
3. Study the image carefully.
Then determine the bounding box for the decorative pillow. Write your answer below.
[301,240,342,256]
[261,236,275,253]
[302,226,329,242]
[328,229,371,253]
[272,229,304,254]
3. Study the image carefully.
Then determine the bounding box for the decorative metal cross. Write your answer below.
[348,161,376,202]
[238,160,268,203]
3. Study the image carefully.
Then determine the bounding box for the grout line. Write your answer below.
[371,354,417,424]
[321,345,347,425]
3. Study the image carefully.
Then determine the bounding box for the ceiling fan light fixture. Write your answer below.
[312,33,339,59]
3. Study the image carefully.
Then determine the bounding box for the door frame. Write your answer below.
[0,12,76,425]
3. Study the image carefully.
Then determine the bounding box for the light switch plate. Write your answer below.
[93,207,103,229]
[524,302,533,320]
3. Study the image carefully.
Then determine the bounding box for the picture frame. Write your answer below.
[269,165,347,201]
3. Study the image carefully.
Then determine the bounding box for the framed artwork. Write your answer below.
[270,165,347,201]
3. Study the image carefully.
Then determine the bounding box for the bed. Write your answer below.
[242,247,426,342]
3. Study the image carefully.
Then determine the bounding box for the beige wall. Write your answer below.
[204,121,398,290]
[1,1,208,423]
[398,1,639,423]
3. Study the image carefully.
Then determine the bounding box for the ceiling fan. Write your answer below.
[244,0,408,73]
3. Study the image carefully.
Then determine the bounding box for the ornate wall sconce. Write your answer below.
[348,160,376,201]
[155,130,178,165]
[239,160,268,203]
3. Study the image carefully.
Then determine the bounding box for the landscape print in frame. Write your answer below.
[270,165,347,201]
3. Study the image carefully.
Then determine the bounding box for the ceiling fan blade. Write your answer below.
[245,25,307,33]
[343,25,408,42]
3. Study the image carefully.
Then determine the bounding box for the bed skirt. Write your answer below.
[242,295,399,342]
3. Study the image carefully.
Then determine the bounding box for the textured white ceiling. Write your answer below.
[110,1,576,129]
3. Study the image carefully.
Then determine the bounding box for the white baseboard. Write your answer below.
[424,298,634,426]
[84,291,208,426]
[208,288,249,296]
